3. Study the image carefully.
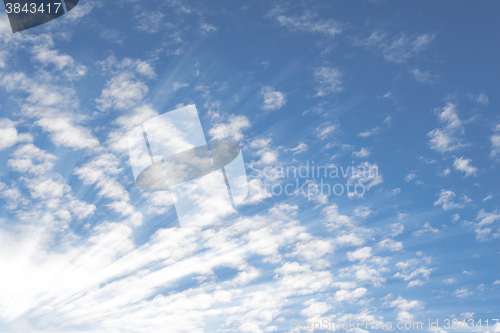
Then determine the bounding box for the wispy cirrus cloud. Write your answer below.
[490,123,500,160]
[267,8,342,37]
[314,66,343,96]
[410,68,436,84]
[354,30,435,63]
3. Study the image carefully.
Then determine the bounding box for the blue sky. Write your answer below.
[0,0,499,332]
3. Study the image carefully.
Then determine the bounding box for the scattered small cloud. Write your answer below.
[483,195,494,202]
[313,66,343,96]
[434,190,464,210]
[453,288,472,298]
[200,23,217,34]
[405,173,416,182]
[427,103,467,153]
[135,11,164,33]
[476,93,489,105]
[389,223,404,237]
[378,239,404,252]
[453,157,477,177]
[352,148,371,158]
[358,127,380,138]
[461,312,475,319]
[443,278,456,285]
[209,115,251,142]
[389,188,401,196]
[267,8,342,37]
[490,124,500,160]
[315,123,338,140]
[173,82,189,91]
[0,119,32,150]
[410,68,435,83]
[354,31,435,63]
[289,142,308,154]
[412,222,439,237]
[261,86,286,111]
[347,247,372,262]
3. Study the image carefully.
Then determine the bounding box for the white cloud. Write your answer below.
[0,118,32,150]
[453,288,472,298]
[209,115,250,142]
[73,153,142,224]
[394,262,433,284]
[333,287,367,302]
[412,222,439,237]
[36,117,100,150]
[354,31,434,63]
[405,173,416,182]
[268,9,342,37]
[476,93,489,105]
[389,188,401,196]
[96,72,149,111]
[443,278,456,285]
[427,103,467,153]
[461,312,475,319]
[339,265,387,287]
[314,67,343,96]
[389,223,404,237]
[200,23,217,33]
[315,124,338,140]
[410,68,433,83]
[300,299,330,318]
[472,209,500,242]
[358,127,380,138]
[0,71,100,152]
[490,125,500,160]
[348,162,383,196]
[31,44,87,79]
[378,239,403,252]
[249,138,279,166]
[289,142,308,154]
[408,279,424,287]
[353,207,372,219]
[261,86,286,111]
[96,56,155,111]
[173,82,189,91]
[434,190,463,210]
[476,209,500,227]
[0,202,344,331]
[352,148,371,158]
[483,195,494,202]
[289,239,333,261]
[8,144,56,175]
[389,296,423,322]
[453,157,477,177]
[136,11,164,33]
[347,247,372,262]
[321,204,355,230]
